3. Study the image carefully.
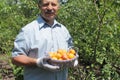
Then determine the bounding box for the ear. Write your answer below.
[38,3,40,9]
[58,4,60,9]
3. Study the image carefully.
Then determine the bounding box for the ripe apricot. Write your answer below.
[56,53,62,59]
[58,58,63,60]
[49,52,54,57]
[49,49,76,60]
[69,49,76,55]
[68,53,75,59]
[57,49,63,54]
[52,56,58,60]
[62,54,69,60]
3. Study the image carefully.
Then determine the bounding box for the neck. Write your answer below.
[45,19,54,26]
[41,15,54,26]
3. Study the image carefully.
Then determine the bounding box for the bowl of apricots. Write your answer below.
[48,48,79,68]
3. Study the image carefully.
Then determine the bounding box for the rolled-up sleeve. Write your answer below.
[12,30,29,57]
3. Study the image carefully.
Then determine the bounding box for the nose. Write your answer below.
[48,4,52,10]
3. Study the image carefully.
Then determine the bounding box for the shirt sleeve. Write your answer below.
[12,29,29,57]
[66,31,73,48]
[62,24,73,48]
[67,35,73,48]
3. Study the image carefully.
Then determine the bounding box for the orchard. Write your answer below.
[0,0,120,80]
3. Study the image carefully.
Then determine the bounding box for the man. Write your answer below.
[12,0,78,80]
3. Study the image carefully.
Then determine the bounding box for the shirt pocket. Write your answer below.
[28,47,38,58]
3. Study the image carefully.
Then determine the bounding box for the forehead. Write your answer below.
[42,0,59,3]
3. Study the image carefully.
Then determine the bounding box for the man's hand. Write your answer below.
[73,54,79,67]
[36,56,60,71]
[73,59,78,67]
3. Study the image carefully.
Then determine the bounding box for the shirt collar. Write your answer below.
[37,15,61,30]
[53,20,61,28]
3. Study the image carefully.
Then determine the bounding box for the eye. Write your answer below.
[51,3,57,6]
[42,3,49,7]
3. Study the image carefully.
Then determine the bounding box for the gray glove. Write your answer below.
[73,59,78,67]
[36,56,60,71]
[73,54,79,67]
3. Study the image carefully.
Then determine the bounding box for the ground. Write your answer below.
[0,54,15,80]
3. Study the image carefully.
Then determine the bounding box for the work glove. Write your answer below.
[36,56,60,71]
[73,53,79,67]
[73,59,78,67]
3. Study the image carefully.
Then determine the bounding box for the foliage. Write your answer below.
[0,0,120,80]
[58,0,120,79]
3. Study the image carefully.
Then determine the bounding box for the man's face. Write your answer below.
[39,0,59,21]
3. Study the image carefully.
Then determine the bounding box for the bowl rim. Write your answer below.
[50,55,77,63]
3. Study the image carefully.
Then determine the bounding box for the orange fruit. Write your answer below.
[49,49,76,60]
[69,49,76,55]
[52,56,58,60]
[58,58,63,60]
[62,49,67,53]
[57,49,63,54]
[61,53,69,60]
[68,53,75,59]
[56,53,62,58]
[49,52,54,57]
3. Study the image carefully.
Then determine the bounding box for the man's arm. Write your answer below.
[11,55,37,66]
[12,54,60,71]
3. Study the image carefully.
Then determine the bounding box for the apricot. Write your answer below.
[49,49,76,60]
[56,53,62,58]
[58,58,63,60]
[57,49,63,54]
[68,53,75,59]
[49,52,54,57]
[69,49,76,55]
[52,56,58,60]
[61,54,69,60]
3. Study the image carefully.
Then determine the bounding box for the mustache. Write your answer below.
[45,10,55,14]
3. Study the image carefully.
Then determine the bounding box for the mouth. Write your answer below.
[45,10,55,14]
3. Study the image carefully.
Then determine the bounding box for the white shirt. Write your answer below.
[12,16,73,80]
